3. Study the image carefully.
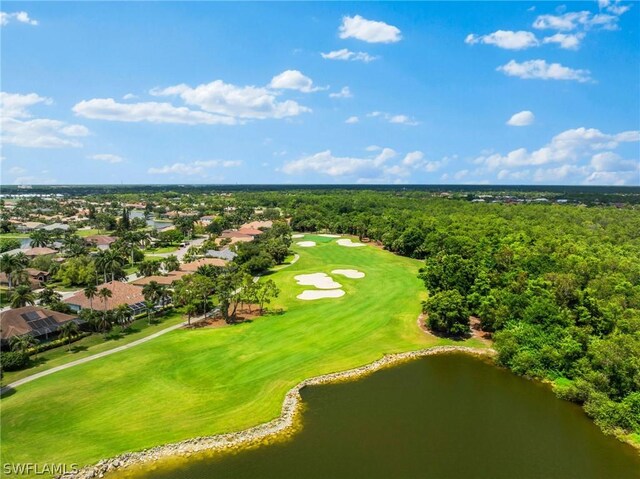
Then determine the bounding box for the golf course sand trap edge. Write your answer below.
[331,269,365,279]
[297,289,346,300]
[336,239,366,247]
[296,241,316,247]
[318,234,342,238]
[67,347,495,479]
[294,273,342,289]
[292,234,305,238]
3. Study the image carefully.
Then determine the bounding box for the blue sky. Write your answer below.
[1,1,639,185]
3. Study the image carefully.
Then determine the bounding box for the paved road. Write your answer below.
[145,237,207,261]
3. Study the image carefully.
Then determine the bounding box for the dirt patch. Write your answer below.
[470,316,493,343]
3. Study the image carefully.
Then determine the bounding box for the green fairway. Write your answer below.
[0,236,485,472]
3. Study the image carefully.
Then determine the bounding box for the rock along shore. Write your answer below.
[59,346,495,479]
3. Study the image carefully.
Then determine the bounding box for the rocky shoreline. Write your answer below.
[59,346,495,479]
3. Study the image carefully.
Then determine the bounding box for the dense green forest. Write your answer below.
[4,187,639,441]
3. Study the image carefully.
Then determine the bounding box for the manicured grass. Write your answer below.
[0,238,485,473]
[144,246,179,254]
[1,310,185,384]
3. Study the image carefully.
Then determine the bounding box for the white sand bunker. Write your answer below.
[297,289,345,300]
[296,241,316,247]
[292,234,305,238]
[331,269,365,279]
[318,234,342,238]
[337,239,366,248]
[295,273,342,289]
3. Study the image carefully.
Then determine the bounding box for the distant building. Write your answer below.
[181,258,227,271]
[64,281,147,314]
[16,221,44,232]
[205,247,237,261]
[23,247,57,258]
[240,220,273,230]
[41,223,70,231]
[131,271,188,287]
[85,235,118,250]
[0,306,83,346]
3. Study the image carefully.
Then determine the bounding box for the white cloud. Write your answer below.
[1,92,90,148]
[465,30,539,50]
[532,6,629,32]
[150,78,311,120]
[497,59,592,82]
[89,154,123,164]
[148,159,242,176]
[269,70,324,93]
[345,116,359,124]
[368,111,419,126]
[282,148,396,177]
[329,87,352,99]
[473,127,639,185]
[339,15,402,43]
[507,110,535,126]
[73,98,238,125]
[321,49,378,62]
[122,93,138,100]
[0,11,38,27]
[542,33,585,49]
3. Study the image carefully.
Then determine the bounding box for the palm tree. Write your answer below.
[38,286,61,308]
[29,230,49,248]
[83,284,98,310]
[95,249,123,283]
[114,304,133,328]
[58,321,80,351]
[0,252,29,290]
[10,285,36,308]
[98,287,113,325]
[163,255,180,272]
[185,301,198,326]
[144,300,155,324]
[10,334,38,354]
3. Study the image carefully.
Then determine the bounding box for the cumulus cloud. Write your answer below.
[473,127,640,185]
[465,30,539,50]
[281,147,445,181]
[321,49,378,62]
[368,111,419,126]
[329,87,352,99]
[282,148,398,177]
[507,110,535,126]
[0,11,38,27]
[89,154,123,164]
[345,116,359,124]
[73,98,237,125]
[148,159,242,176]
[1,92,90,148]
[269,70,324,93]
[339,15,402,43]
[497,59,592,82]
[150,78,311,120]
[532,10,622,31]
[542,32,585,49]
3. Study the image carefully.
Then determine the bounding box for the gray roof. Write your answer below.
[42,223,70,231]
[205,248,237,261]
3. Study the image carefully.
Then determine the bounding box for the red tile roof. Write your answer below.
[64,281,145,310]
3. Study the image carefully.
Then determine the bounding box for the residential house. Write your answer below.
[64,281,147,315]
[0,306,84,346]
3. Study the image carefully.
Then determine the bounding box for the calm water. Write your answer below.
[117,354,640,479]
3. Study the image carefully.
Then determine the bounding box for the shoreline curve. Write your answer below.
[59,346,495,479]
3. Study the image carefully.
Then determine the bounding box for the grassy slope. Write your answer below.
[1,236,484,470]
[2,311,186,384]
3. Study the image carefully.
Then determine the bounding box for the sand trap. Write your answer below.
[296,241,316,247]
[331,269,365,279]
[337,239,366,248]
[294,273,342,289]
[297,289,345,300]
[318,234,342,238]
[292,234,305,238]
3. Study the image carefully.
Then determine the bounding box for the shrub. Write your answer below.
[1,351,30,371]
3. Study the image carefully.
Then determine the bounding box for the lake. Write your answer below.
[113,354,640,479]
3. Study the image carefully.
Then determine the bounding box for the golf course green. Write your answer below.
[0,235,484,473]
